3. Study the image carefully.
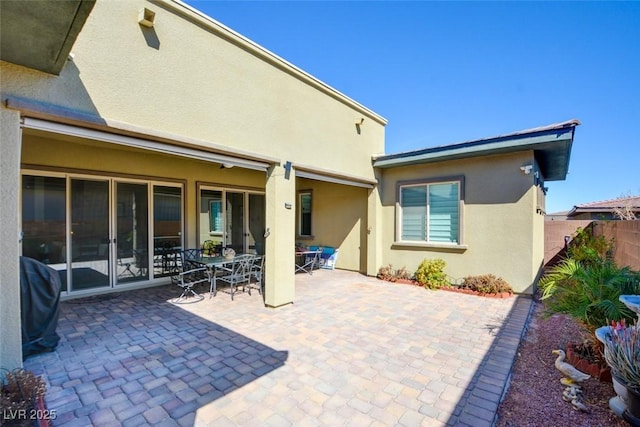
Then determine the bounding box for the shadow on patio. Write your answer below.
[23,285,288,426]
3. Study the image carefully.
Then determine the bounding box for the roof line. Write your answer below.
[373,119,580,162]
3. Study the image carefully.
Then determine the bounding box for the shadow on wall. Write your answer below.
[4,60,105,128]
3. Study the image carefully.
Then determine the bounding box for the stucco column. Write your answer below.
[264,163,295,307]
[366,175,383,277]
[0,108,23,369]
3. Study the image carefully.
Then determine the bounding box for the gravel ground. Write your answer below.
[495,301,627,427]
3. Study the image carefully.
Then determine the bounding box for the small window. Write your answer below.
[299,191,312,237]
[398,179,461,244]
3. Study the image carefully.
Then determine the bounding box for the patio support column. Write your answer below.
[366,175,383,277]
[264,163,295,307]
[0,108,23,369]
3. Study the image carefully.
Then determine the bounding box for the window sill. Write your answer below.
[392,241,468,252]
[297,235,315,241]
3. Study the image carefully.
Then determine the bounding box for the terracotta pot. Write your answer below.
[565,344,612,382]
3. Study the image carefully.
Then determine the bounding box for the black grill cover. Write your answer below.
[20,256,61,359]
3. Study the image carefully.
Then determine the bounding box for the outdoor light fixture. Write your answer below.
[220,163,234,169]
[520,165,533,175]
[138,8,156,28]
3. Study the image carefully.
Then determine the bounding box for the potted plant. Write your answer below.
[596,319,640,425]
[0,368,50,427]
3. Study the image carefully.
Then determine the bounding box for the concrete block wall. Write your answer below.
[544,220,592,265]
[594,220,640,271]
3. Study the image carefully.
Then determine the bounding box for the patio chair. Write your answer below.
[214,254,254,300]
[295,247,322,275]
[173,265,210,303]
[246,255,264,296]
[170,249,209,302]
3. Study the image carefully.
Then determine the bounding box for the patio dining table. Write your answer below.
[192,254,256,299]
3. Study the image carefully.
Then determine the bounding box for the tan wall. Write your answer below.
[0,0,385,180]
[594,221,640,271]
[0,109,23,370]
[378,151,542,294]
[543,220,593,265]
[296,178,368,272]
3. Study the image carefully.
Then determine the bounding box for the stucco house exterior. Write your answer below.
[1,0,577,370]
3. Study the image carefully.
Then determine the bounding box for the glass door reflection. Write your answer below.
[70,179,110,291]
[116,182,149,284]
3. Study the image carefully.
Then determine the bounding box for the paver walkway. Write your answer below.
[24,269,532,426]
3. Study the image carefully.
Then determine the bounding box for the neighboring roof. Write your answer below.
[0,0,95,75]
[567,195,640,217]
[372,119,580,181]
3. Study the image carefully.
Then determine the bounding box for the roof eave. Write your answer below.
[373,123,577,181]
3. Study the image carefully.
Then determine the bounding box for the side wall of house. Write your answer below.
[378,151,542,294]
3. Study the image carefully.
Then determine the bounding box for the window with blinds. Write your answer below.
[400,181,460,244]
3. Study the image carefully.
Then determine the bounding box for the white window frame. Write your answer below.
[396,176,465,247]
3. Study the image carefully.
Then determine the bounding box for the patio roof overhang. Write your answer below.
[10,97,278,171]
[0,0,96,75]
[372,119,580,181]
[294,163,377,189]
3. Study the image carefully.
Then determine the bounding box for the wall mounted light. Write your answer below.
[520,165,533,175]
[138,8,156,28]
[220,163,234,169]
[284,161,292,180]
[355,117,364,134]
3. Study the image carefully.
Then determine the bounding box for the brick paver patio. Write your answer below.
[24,269,532,426]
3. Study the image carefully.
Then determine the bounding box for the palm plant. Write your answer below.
[540,258,639,331]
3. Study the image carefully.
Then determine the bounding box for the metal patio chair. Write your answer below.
[246,255,264,296]
[214,254,254,300]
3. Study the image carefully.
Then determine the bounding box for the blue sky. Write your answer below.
[185,1,639,213]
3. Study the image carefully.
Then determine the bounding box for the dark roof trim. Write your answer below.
[373,119,580,181]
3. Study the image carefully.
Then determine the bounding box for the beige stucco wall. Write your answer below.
[0,0,385,180]
[0,108,23,369]
[295,178,368,272]
[377,151,543,294]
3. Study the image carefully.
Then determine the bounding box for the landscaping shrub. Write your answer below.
[540,258,640,332]
[461,274,513,294]
[415,258,448,289]
[395,266,414,281]
[377,264,395,281]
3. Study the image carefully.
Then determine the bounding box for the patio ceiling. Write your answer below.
[0,0,95,75]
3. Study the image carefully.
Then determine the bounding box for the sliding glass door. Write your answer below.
[69,178,111,291]
[198,187,265,255]
[21,173,183,295]
[116,182,149,284]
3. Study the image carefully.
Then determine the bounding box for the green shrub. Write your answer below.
[540,258,640,332]
[415,258,448,289]
[567,227,614,267]
[462,274,513,294]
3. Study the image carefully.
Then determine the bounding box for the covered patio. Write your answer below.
[24,270,531,426]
